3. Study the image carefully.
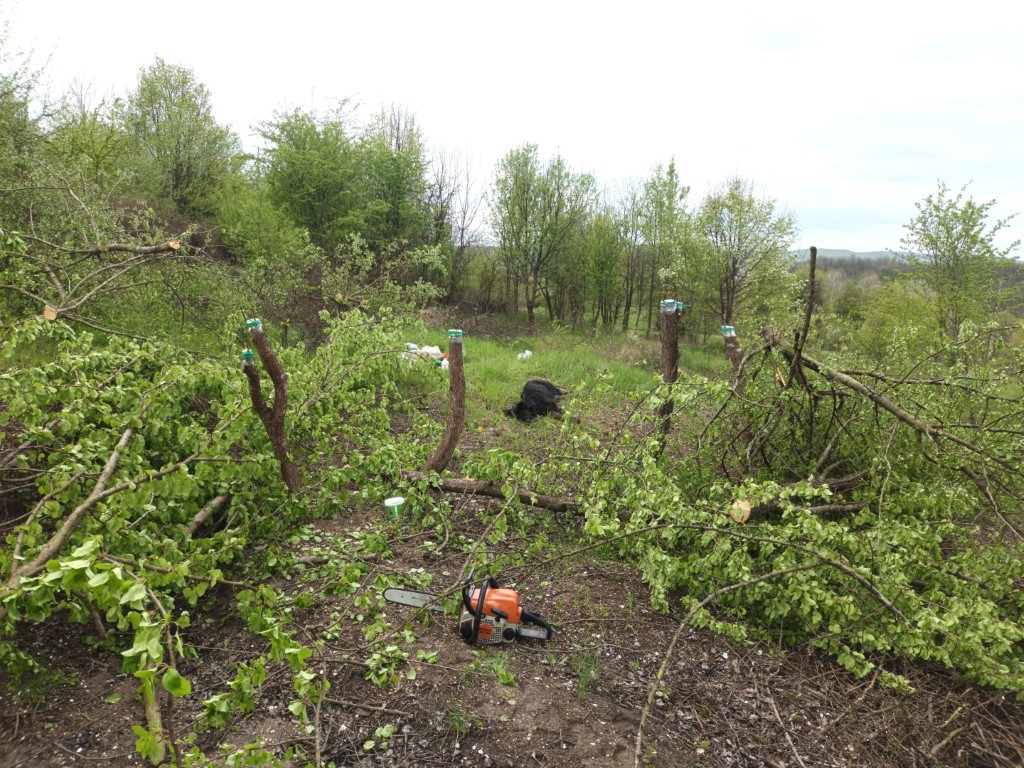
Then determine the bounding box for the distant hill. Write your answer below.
[792,248,895,260]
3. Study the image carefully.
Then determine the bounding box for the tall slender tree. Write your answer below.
[639,160,689,335]
[616,182,645,332]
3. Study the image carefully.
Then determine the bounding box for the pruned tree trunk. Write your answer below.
[242,320,301,493]
[423,331,465,473]
[658,301,682,449]
[723,332,744,379]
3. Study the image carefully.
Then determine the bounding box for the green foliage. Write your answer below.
[900,181,1019,346]
[571,651,600,698]
[689,176,798,329]
[258,106,365,252]
[641,159,690,322]
[365,644,410,687]
[212,173,320,329]
[583,207,626,327]
[363,723,397,752]
[564,337,1024,694]
[358,128,431,249]
[114,57,239,215]
[44,92,132,192]
[0,309,437,762]
[854,279,940,361]
[3,56,1024,760]
[469,649,516,686]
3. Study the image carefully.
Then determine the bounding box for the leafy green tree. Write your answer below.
[0,24,47,229]
[115,57,238,215]
[490,144,595,331]
[692,177,797,369]
[358,134,430,249]
[259,106,363,253]
[900,181,1019,346]
[360,105,432,249]
[855,279,940,362]
[44,85,131,193]
[212,171,320,331]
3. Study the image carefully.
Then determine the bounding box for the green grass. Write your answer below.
[409,316,730,425]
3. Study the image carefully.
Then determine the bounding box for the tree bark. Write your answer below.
[402,470,580,513]
[243,323,302,493]
[658,303,681,448]
[422,334,465,473]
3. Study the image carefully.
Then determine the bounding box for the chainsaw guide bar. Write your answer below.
[382,588,447,613]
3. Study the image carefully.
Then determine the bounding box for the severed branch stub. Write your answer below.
[241,319,301,493]
[422,329,466,473]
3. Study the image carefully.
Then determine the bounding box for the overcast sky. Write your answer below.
[5,0,1022,253]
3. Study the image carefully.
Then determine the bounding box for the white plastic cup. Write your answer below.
[384,496,406,519]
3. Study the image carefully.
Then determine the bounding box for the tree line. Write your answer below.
[2,50,1021,362]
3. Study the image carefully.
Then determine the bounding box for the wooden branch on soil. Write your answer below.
[401,470,580,513]
[423,332,465,472]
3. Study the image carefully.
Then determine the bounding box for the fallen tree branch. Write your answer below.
[324,697,410,717]
[401,469,580,513]
[764,331,1017,475]
[185,494,230,537]
[6,427,134,589]
[21,234,181,256]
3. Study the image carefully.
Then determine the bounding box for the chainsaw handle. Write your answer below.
[460,572,500,644]
[468,579,488,644]
[461,572,499,615]
[461,573,475,615]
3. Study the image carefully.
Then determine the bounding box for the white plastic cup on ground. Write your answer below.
[384,496,406,519]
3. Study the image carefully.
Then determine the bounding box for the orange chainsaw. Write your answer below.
[384,570,552,645]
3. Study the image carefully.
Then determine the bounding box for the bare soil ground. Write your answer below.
[3,489,1024,768]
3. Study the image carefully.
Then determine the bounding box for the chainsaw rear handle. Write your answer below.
[460,570,498,644]
[460,569,499,614]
